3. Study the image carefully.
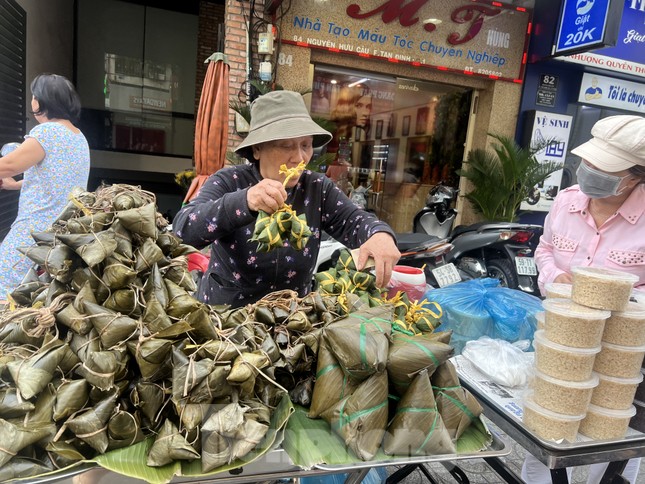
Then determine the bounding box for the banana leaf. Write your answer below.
[134,238,165,273]
[66,212,114,234]
[388,331,454,396]
[142,295,173,333]
[130,381,167,425]
[383,369,455,456]
[165,279,200,319]
[0,389,35,418]
[70,266,102,295]
[57,230,118,267]
[66,393,118,453]
[157,231,181,255]
[75,350,118,391]
[83,301,139,348]
[0,419,56,467]
[102,254,137,290]
[18,244,83,283]
[116,203,158,239]
[320,371,389,461]
[0,457,54,481]
[53,379,90,421]
[322,306,393,381]
[104,287,140,317]
[107,409,145,450]
[309,344,360,418]
[174,401,210,431]
[0,320,43,346]
[171,347,214,403]
[7,342,68,400]
[163,258,196,292]
[111,219,134,258]
[144,265,169,309]
[284,406,492,469]
[45,441,87,468]
[127,338,173,382]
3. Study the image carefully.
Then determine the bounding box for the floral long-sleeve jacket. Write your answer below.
[173,163,395,307]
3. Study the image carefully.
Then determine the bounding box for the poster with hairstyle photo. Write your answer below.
[416,106,429,135]
[402,115,411,137]
[375,120,383,140]
[386,112,397,137]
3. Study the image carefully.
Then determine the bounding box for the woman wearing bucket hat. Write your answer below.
[173,90,400,308]
[524,114,645,483]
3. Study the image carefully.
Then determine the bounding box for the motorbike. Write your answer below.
[315,231,458,289]
[413,183,543,295]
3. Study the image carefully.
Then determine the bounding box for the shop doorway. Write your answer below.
[311,65,472,233]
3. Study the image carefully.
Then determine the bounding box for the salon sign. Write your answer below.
[577,73,645,114]
[280,0,531,82]
[520,111,573,212]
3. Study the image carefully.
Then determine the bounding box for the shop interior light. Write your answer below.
[348,78,369,87]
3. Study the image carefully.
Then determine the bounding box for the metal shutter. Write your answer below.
[0,0,26,241]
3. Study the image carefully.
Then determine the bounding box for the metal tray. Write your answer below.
[315,430,510,471]
[9,435,510,484]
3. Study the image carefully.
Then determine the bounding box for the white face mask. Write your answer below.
[576,162,630,199]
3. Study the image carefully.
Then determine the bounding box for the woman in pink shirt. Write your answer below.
[526,114,645,484]
[536,115,645,295]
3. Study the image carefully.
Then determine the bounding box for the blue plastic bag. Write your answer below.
[423,278,542,353]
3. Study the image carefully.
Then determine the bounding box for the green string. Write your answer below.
[437,391,477,421]
[416,410,440,454]
[334,399,388,431]
[316,362,339,378]
[395,334,439,367]
[359,321,368,369]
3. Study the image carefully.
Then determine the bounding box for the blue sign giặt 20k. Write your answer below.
[555,0,612,54]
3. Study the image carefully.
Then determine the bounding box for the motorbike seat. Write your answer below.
[396,232,444,251]
[450,222,487,238]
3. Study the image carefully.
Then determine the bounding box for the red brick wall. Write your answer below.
[196,2,225,116]
[225,0,266,151]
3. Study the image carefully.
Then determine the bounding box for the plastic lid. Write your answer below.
[535,311,545,323]
[600,340,645,353]
[596,371,644,385]
[542,298,611,320]
[571,266,639,284]
[533,330,602,355]
[545,282,572,297]
[523,392,586,420]
[613,300,645,318]
[586,403,637,418]
[534,369,599,389]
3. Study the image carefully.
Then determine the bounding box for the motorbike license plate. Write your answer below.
[432,263,461,287]
[515,257,537,276]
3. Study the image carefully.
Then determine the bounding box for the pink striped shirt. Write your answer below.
[535,184,645,295]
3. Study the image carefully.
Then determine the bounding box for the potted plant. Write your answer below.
[458,133,561,222]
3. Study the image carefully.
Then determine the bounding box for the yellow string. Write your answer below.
[279,160,306,187]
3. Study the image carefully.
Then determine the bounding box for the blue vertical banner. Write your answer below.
[554,0,618,54]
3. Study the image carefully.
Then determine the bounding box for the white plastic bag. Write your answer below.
[462,336,533,388]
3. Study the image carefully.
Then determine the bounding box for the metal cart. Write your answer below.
[454,356,645,484]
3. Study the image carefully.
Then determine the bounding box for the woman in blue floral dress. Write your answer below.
[0,74,90,301]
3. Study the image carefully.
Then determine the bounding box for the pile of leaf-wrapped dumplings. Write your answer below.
[0,185,338,480]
